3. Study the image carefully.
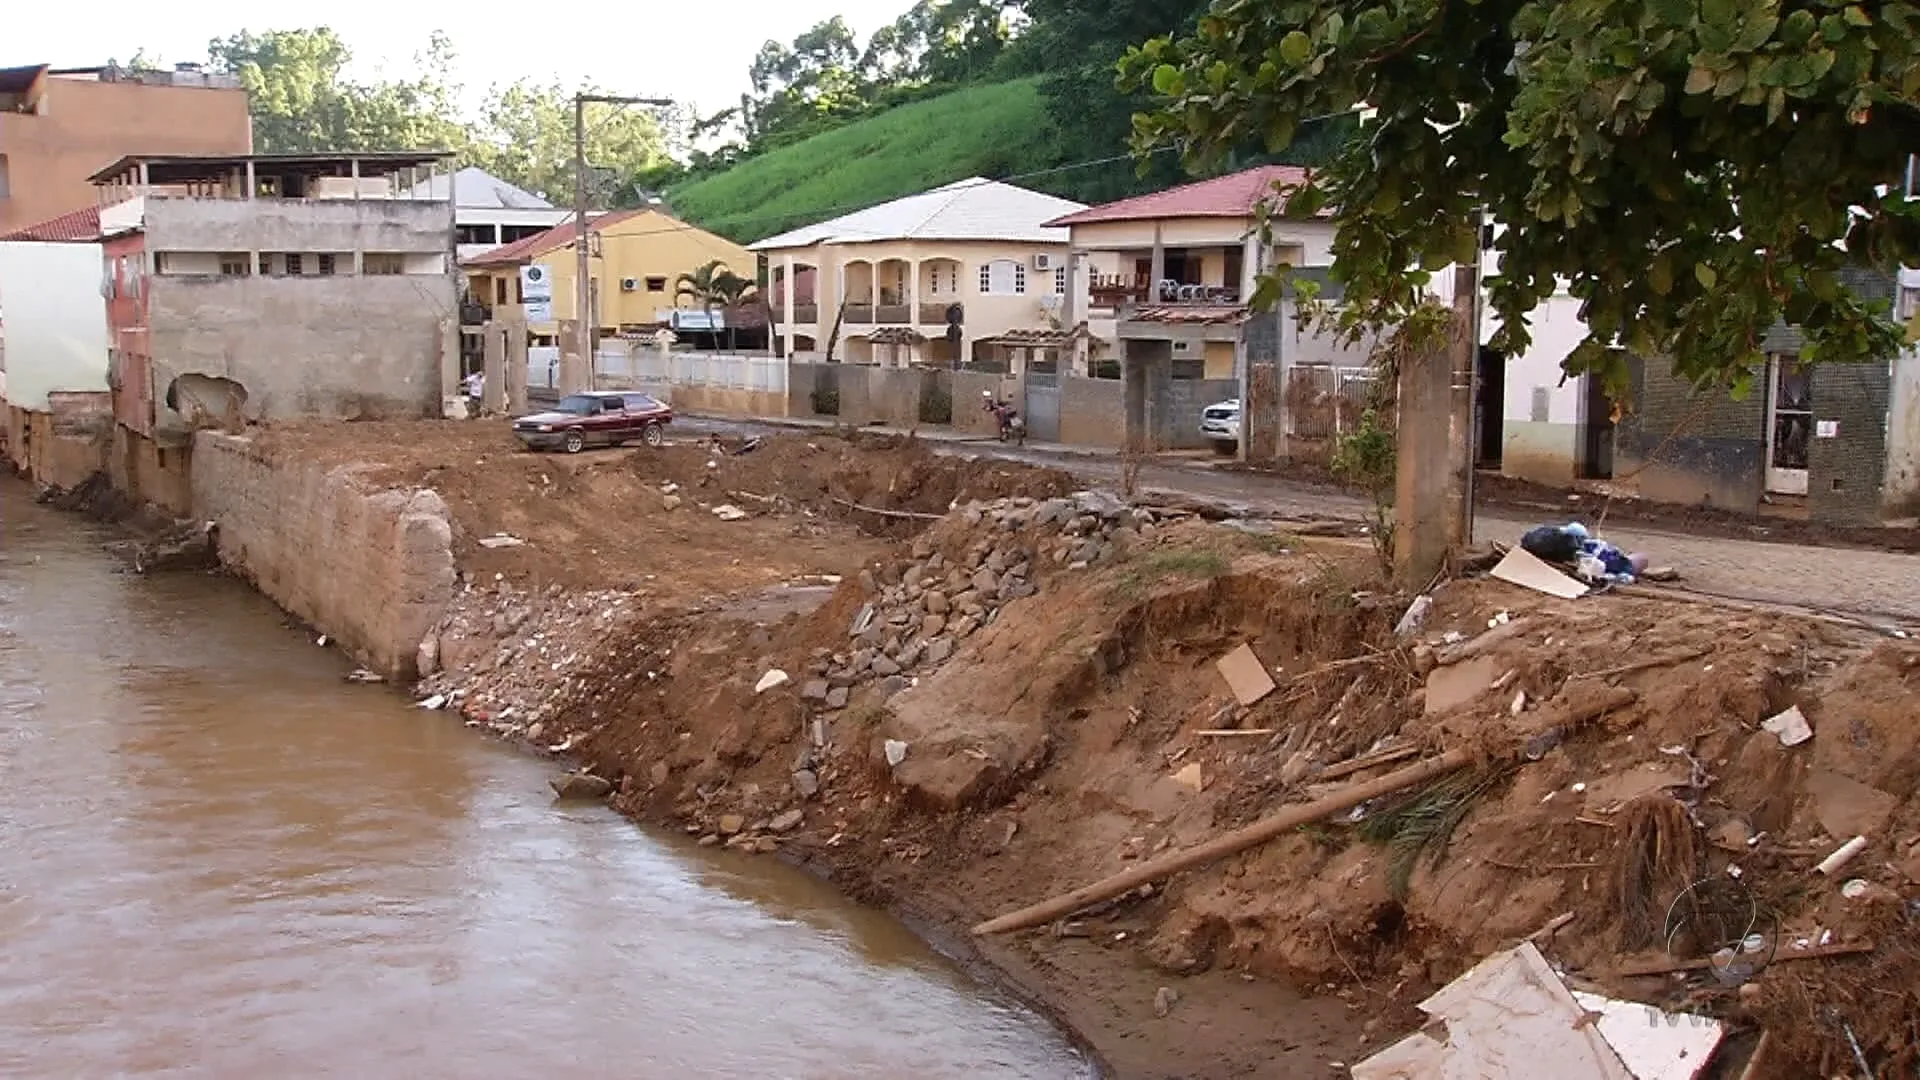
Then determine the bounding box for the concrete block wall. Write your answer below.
[1058,376,1125,449]
[192,432,456,681]
[145,197,451,255]
[148,276,450,423]
[952,370,1020,437]
[1615,357,1767,513]
[1808,360,1892,523]
[1164,378,1241,449]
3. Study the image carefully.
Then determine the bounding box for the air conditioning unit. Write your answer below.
[620,277,639,292]
[1032,253,1056,272]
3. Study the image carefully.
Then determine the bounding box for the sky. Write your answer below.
[7,0,917,119]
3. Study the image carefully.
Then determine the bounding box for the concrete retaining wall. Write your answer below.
[191,432,456,680]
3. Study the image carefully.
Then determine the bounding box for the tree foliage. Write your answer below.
[207,29,471,159]
[474,81,671,205]
[1121,0,1920,394]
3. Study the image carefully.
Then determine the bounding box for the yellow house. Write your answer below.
[750,179,1092,370]
[463,205,754,342]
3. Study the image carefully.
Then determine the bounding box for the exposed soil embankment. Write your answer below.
[190,418,1920,1077]
[447,495,1920,1077]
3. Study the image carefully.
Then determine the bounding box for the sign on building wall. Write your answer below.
[521,264,553,323]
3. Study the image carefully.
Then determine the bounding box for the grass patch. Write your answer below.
[1237,529,1295,556]
[669,79,1062,243]
[1115,548,1231,596]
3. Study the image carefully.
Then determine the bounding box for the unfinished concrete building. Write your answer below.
[90,152,459,440]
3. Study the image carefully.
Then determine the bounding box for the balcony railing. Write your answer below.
[843,303,875,324]
[1090,273,1242,309]
[875,303,912,324]
[774,302,820,324]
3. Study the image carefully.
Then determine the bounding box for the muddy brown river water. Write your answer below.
[0,480,1094,1078]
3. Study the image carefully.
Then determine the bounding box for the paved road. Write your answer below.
[677,414,1920,624]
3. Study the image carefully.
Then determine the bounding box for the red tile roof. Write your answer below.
[462,207,650,268]
[1,204,102,242]
[1043,165,1320,228]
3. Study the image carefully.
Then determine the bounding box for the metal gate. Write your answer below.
[1024,371,1061,443]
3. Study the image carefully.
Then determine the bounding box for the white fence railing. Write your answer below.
[523,347,786,396]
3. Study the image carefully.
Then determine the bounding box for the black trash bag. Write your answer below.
[1520,524,1583,563]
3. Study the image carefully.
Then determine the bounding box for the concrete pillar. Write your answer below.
[908,256,921,329]
[782,254,796,358]
[1149,224,1166,303]
[1240,232,1261,301]
[1393,265,1477,587]
[439,317,462,416]
[482,321,508,414]
[1123,341,1150,453]
[504,320,529,414]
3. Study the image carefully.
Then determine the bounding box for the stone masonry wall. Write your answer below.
[191,432,456,680]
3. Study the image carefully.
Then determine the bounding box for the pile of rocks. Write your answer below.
[807,489,1190,695]
[415,579,651,744]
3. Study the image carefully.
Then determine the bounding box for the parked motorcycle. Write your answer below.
[984,396,1027,446]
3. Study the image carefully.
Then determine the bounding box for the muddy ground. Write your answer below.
[245,421,1920,1076]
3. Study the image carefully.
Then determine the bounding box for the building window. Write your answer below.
[979,259,1027,295]
[364,253,405,276]
[1901,286,1920,321]
[317,253,336,276]
[285,253,304,276]
[219,254,250,276]
[0,154,9,199]
[1054,265,1067,294]
[646,276,667,292]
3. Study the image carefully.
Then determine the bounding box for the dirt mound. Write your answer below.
[517,495,1920,1074]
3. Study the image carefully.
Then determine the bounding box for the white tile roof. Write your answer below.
[406,166,555,209]
[748,179,1086,251]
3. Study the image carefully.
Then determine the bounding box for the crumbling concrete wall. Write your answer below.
[191,432,455,680]
[142,196,454,426]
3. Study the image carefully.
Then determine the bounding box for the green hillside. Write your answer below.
[666,79,1068,244]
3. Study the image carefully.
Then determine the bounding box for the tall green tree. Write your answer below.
[865,1,1018,88]
[1122,0,1920,392]
[471,81,672,205]
[744,18,874,147]
[206,28,469,156]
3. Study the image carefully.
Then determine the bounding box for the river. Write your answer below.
[0,479,1093,1078]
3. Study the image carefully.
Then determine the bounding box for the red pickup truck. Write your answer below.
[512,391,674,453]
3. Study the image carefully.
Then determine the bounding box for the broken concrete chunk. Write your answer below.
[769,809,804,833]
[1490,546,1590,600]
[717,814,746,836]
[712,504,748,521]
[1760,704,1813,747]
[478,534,526,549]
[884,739,909,767]
[754,669,791,694]
[825,686,849,710]
[1215,643,1277,707]
[800,679,830,701]
[849,603,876,639]
[791,769,820,798]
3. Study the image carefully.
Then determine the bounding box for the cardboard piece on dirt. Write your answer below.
[1805,769,1897,840]
[1580,763,1693,813]
[1214,643,1277,707]
[1425,655,1503,716]
[1352,942,1635,1080]
[1490,546,1590,600]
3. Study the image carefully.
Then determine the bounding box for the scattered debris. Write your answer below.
[344,668,384,684]
[417,693,448,710]
[884,739,909,767]
[1490,545,1590,599]
[1215,643,1278,706]
[754,669,790,694]
[712,504,748,521]
[1395,594,1433,637]
[1153,986,1179,1018]
[478,533,526,549]
[1814,835,1870,876]
[1171,762,1205,792]
[1759,704,1813,747]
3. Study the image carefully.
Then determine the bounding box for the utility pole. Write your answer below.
[568,92,672,395]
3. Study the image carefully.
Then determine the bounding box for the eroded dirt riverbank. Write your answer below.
[56,419,1920,1077]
